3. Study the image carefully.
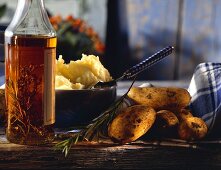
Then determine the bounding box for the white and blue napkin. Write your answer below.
[188,63,221,138]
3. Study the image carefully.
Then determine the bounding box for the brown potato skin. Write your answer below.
[178,117,208,140]
[177,109,193,121]
[149,110,179,138]
[108,105,156,143]
[127,87,191,111]
[157,110,179,127]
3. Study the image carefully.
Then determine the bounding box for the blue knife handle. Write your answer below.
[122,46,174,79]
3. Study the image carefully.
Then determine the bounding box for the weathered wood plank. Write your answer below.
[0,141,220,169]
[0,125,220,169]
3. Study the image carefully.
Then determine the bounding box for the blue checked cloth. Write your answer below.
[188,63,221,138]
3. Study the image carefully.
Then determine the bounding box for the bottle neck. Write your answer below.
[22,0,45,17]
[5,0,56,38]
[10,0,45,28]
[21,0,46,28]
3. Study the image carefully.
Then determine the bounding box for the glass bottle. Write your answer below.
[4,0,56,145]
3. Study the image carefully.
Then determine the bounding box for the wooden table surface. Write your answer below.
[1,129,221,170]
[1,81,221,170]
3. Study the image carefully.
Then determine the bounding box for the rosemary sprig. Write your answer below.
[6,65,47,141]
[55,78,136,156]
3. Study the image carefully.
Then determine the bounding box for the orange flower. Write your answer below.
[50,15,62,25]
[49,15,105,57]
[66,15,74,22]
[95,42,105,53]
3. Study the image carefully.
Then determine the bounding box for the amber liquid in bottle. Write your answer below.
[5,35,56,145]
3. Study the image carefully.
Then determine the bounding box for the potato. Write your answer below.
[149,110,179,138]
[127,87,191,111]
[178,117,208,140]
[157,110,179,127]
[177,109,193,121]
[108,105,156,143]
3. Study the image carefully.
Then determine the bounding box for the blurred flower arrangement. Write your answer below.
[50,15,105,62]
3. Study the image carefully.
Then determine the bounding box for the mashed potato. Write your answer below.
[55,54,112,89]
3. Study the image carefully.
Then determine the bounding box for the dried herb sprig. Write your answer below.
[55,78,136,157]
[6,65,46,142]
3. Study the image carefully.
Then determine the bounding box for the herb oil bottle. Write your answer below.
[5,0,56,145]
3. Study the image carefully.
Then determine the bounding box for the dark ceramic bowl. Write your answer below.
[55,86,117,128]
